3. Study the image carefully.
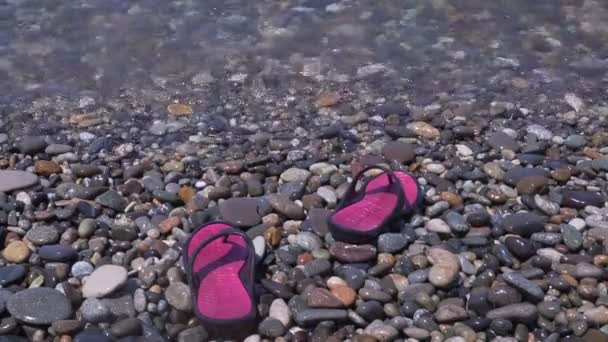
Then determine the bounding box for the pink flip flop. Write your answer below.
[328,165,422,243]
[183,222,256,331]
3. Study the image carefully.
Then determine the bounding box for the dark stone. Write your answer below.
[562,191,604,209]
[0,266,27,286]
[38,245,78,262]
[294,309,348,327]
[505,236,537,260]
[488,285,522,307]
[502,212,545,237]
[503,167,550,187]
[502,272,544,302]
[488,131,519,152]
[258,317,287,338]
[219,198,262,227]
[74,329,114,342]
[7,288,73,325]
[301,209,331,237]
[329,242,376,263]
[17,136,47,155]
[355,301,385,321]
[110,318,143,337]
[95,190,127,212]
[382,141,416,164]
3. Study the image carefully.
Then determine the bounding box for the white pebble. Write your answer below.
[569,218,586,231]
[456,144,473,157]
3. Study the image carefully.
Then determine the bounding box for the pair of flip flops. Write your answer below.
[328,165,422,243]
[183,166,421,330]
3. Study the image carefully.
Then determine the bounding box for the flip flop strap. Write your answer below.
[337,164,406,212]
[186,228,255,292]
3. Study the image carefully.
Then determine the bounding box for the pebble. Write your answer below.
[407,122,440,139]
[486,303,537,322]
[177,326,208,342]
[434,304,468,323]
[71,261,94,278]
[95,190,127,212]
[330,286,357,307]
[34,160,62,176]
[0,171,39,193]
[269,299,291,326]
[427,247,460,287]
[562,191,604,209]
[425,218,451,234]
[382,142,416,164]
[267,194,305,219]
[377,233,409,253]
[38,245,78,262]
[25,225,59,245]
[0,266,27,286]
[2,241,30,263]
[219,198,262,227]
[526,125,553,140]
[7,288,72,325]
[280,168,311,183]
[295,232,322,251]
[82,265,128,298]
[80,298,112,323]
[502,212,545,237]
[363,320,398,341]
[307,288,344,308]
[329,242,377,263]
[502,272,544,302]
[258,317,286,338]
[110,317,142,337]
[165,282,192,311]
[294,309,348,326]
[488,131,520,151]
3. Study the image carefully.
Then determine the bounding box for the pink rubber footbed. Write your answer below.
[331,171,419,232]
[187,223,252,320]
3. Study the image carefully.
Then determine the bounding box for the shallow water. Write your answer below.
[2,0,608,107]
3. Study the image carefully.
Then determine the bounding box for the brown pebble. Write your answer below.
[167,103,193,116]
[2,240,31,263]
[551,168,571,182]
[559,208,578,220]
[330,285,357,307]
[593,255,608,267]
[69,113,98,126]
[511,77,529,89]
[583,147,602,160]
[378,253,396,266]
[150,284,162,294]
[264,226,282,247]
[516,175,548,195]
[561,274,578,287]
[34,160,62,176]
[158,216,181,234]
[316,91,341,108]
[177,187,195,204]
[297,253,314,265]
[549,215,563,224]
[262,214,281,227]
[440,192,463,207]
